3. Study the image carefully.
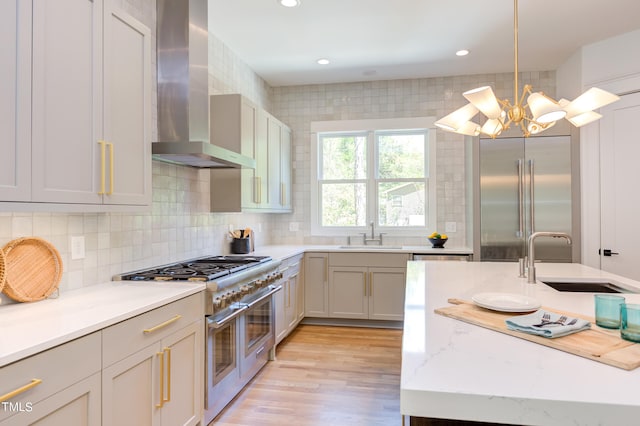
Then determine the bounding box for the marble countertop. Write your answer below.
[401,261,640,425]
[252,244,473,259]
[0,281,204,367]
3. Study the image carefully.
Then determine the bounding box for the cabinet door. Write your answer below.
[240,99,259,209]
[31,0,103,204]
[0,0,31,201]
[295,260,305,322]
[287,269,301,328]
[304,253,329,317]
[368,267,406,321]
[0,374,101,426]
[160,320,203,426]
[279,126,293,211]
[103,4,151,206]
[267,116,281,209]
[329,266,368,319]
[253,110,269,207]
[102,343,161,426]
[274,278,287,344]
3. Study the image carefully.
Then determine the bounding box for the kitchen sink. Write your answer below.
[338,245,403,250]
[541,280,639,294]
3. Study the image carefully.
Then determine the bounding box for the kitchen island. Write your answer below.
[401,261,640,425]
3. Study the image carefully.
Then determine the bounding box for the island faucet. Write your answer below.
[527,231,572,283]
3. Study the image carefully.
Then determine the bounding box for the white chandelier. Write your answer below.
[435,0,620,138]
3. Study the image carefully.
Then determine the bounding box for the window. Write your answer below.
[310,118,436,236]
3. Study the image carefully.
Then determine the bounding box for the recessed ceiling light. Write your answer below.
[279,0,300,7]
[456,49,470,57]
[317,58,330,65]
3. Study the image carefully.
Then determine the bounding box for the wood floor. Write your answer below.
[211,324,403,426]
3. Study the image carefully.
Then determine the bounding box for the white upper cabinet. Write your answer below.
[0,0,31,201]
[2,0,151,209]
[102,3,152,206]
[210,94,293,213]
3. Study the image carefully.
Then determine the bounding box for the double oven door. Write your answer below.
[205,287,279,423]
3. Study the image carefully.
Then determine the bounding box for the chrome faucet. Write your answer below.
[527,231,572,283]
[362,221,385,245]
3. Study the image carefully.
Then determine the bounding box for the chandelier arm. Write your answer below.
[519,84,532,108]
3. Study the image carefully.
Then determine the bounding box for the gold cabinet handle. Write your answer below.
[98,140,106,195]
[165,347,171,403]
[156,351,164,408]
[107,142,114,195]
[0,379,42,403]
[143,315,182,334]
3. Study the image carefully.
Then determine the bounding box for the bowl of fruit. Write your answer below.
[428,232,448,248]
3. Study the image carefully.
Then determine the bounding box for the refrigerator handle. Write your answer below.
[517,159,524,238]
[529,159,535,234]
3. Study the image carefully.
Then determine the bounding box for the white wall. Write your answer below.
[557,29,640,269]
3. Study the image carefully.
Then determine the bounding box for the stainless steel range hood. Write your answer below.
[153,0,255,169]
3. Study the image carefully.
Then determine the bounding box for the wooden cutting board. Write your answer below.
[435,298,640,371]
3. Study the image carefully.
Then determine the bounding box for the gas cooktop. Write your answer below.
[118,255,272,282]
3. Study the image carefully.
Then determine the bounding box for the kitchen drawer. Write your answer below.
[280,253,303,277]
[329,252,410,268]
[0,332,101,422]
[102,292,204,367]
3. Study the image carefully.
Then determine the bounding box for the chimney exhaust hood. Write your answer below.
[152,0,255,169]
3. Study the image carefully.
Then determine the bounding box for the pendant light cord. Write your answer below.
[513,0,519,106]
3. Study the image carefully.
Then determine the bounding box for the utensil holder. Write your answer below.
[231,238,251,254]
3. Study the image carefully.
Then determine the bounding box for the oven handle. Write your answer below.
[245,285,282,309]
[206,305,248,329]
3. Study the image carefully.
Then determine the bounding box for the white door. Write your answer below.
[103,4,152,206]
[31,0,104,204]
[600,91,640,280]
[0,0,31,201]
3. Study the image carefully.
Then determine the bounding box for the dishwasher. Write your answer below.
[412,253,472,261]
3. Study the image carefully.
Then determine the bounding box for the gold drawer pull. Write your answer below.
[143,315,182,334]
[0,379,42,403]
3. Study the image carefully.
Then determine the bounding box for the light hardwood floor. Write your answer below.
[212,324,403,426]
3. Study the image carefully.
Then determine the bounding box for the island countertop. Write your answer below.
[401,261,640,426]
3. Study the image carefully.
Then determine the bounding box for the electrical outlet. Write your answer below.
[445,222,457,233]
[71,236,85,260]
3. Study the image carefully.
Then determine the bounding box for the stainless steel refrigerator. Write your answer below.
[472,129,580,263]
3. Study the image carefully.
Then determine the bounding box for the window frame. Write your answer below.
[310,117,437,237]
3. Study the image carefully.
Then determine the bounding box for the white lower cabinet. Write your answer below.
[0,333,102,426]
[102,293,204,426]
[304,253,329,318]
[306,252,409,321]
[275,254,304,344]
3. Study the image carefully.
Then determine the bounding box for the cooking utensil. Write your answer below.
[2,237,63,302]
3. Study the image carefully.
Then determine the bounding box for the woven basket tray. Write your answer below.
[2,237,63,302]
[0,248,6,294]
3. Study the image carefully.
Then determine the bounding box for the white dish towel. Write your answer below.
[505,309,591,338]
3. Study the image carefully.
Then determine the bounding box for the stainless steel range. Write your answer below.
[116,254,282,424]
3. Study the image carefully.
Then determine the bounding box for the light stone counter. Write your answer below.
[401,261,640,425]
[0,281,204,367]
[251,244,473,260]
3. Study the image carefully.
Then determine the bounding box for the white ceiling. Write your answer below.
[208,0,640,87]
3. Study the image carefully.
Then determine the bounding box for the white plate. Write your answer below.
[471,292,541,312]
